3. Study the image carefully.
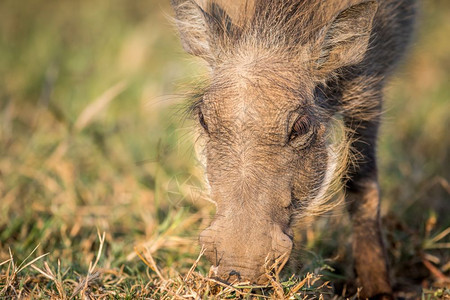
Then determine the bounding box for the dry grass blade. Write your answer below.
[184,245,205,281]
[44,260,68,299]
[71,272,101,300]
[442,262,450,273]
[426,243,450,250]
[287,274,313,297]
[31,264,55,281]
[70,231,106,299]
[429,227,450,244]
[204,277,250,297]
[261,252,292,300]
[17,253,50,274]
[422,259,450,283]
[1,246,49,297]
[16,244,41,273]
[134,246,166,281]
[74,80,128,131]
[0,251,14,296]
[32,261,69,300]
[424,227,450,250]
[88,231,106,275]
[0,258,12,268]
[274,252,290,279]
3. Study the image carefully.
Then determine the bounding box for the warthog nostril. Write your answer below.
[227,270,241,282]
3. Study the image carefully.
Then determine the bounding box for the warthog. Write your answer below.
[171,0,415,298]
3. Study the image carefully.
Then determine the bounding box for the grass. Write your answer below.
[0,0,449,298]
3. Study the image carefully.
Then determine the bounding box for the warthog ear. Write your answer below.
[171,0,235,65]
[171,0,211,61]
[316,1,378,73]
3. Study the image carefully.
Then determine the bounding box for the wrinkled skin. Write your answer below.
[172,0,416,298]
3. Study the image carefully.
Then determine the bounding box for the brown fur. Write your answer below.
[171,0,416,298]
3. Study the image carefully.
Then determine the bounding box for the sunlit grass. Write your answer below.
[0,0,448,298]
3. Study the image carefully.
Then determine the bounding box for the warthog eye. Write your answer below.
[198,110,208,131]
[289,115,311,141]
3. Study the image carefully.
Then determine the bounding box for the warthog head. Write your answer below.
[172,0,378,283]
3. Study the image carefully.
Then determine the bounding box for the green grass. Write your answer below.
[0,0,449,298]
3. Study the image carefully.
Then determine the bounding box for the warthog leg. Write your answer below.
[344,92,393,299]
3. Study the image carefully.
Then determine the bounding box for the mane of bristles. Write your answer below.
[294,116,354,220]
[196,0,356,61]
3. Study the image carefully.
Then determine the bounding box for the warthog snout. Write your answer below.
[200,216,293,283]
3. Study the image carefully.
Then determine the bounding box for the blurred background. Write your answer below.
[0,0,448,298]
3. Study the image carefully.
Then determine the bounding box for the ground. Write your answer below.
[0,0,449,299]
